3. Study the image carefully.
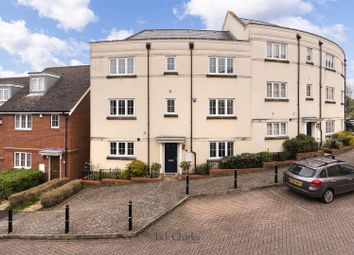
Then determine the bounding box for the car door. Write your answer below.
[326,165,348,194]
[340,164,354,191]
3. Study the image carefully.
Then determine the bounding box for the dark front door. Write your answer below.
[50,156,60,179]
[306,123,312,137]
[165,143,177,173]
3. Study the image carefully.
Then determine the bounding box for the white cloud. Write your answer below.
[0,17,87,71]
[70,59,84,66]
[106,29,134,40]
[0,65,27,77]
[182,0,346,42]
[17,0,97,31]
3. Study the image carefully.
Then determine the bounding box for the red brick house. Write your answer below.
[0,65,90,180]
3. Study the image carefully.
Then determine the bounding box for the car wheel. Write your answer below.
[322,189,334,203]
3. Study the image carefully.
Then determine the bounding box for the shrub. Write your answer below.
[256,151,273,162]
[116,169,130,179]
[179,161,191,174]
[126,160,149,177]
[151,162,161,177]
[41,180,82,208]
[332,131,354,146]
[8,178,70,208]
[0,169,43,200]
[324,138,344,149]
[283,134,318,154]
[219,153,263,169]
[195,163,209,175]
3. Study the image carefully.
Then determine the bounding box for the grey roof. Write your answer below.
[0,65,90,113]
[126,29,237,41]
[0,76,29,87]
[240,18,275,26]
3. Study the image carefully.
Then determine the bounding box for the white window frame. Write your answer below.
[15,114,32,130]
[326,120,335,134]
[166,98,176,114]
[208,57,235,75]
[14,152,32,169]
[109,141,135,157]
[209,98,235,116]
[0,88,10,102]
[109,57,135,76]
[51,114,60,129]
[266,122,287,137]
[341,90,345,104]
[266,82,287,99]
[209,141,234,159]
[306,84,312,98]
[325,54,334,70]
[109,99,135,116]
[165,56,176,72]
[267,42,287,60]
[31,77,45,92]
[306,48,313,62]
[326,86,335,101]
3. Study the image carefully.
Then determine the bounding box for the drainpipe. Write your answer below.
[189,42,197,172]
[64,113,68,178]
[319,41,323,146]
[344,59,347,124]
[146,42,151,175]
[296,34,301,135]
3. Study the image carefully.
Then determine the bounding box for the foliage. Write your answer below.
[194,163,209,175]
[0,169,43,200]
[283,134,318,153]
[219,153,263,169]
[179,161,191,173]
[256,151,273,162]
[126,160,149,177]
[8,178,70,208]
[151,162,161,177]
[324,138,343,149]
[41,180,82,208]
[332,131,354,146]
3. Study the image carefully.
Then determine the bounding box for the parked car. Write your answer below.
[283,157,354,203]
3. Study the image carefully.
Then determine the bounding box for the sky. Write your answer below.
[0,0,353,93]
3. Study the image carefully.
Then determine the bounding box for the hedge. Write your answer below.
[219,153,263,169]
[8,178,70,208]
[41,180,82,208]
[0,169,43,200]
[283,134,318,154]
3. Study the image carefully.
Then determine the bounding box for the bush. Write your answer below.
[126,160,149,177]
[151,162,161,177]
[116,169,130,179]
[256,151,273,162]
[219,153,263,169]
[0,169,43,200]
[41,180,82,208]
[324,138,344,149]
[8,178,70,208]
[179,161,191,174]
[332,131,354,146]
[283,134,318,154]
[195,163,209,175]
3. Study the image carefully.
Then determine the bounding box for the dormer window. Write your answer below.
[0,88,10,102]
[31,77,45,93]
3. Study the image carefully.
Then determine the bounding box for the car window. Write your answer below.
[341,164,354,175]
[289,164,315,177]
[319,169,327,178]
[327,165,347,177]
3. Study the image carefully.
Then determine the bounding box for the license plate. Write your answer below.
[289,177,303,187]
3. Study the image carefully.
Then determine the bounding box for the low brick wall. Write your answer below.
[296,150,324,160]
[130,176,163,183]
[82,176,164,187]
[321,146,353,156]
[210,168,264,176]
[263,160,294,170]
[177,175,209,180]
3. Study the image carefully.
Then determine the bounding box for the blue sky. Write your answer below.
[0,0,353,92]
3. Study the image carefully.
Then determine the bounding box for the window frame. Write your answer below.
[166,98,176,114]
[208,57,235,75]
[109,141,135,157]
[325,54,335,70]
[326,120,335,134]
[109,57,135,76]
[267,42,288,60]
[0,88,11,102]
[15,114,32,130]
[266,82,287,99]
[306,48,313,62]
[326,86,335,101]
[30,77,45,93]
[165,56,176,72]
[209,141,234,159]
[13,152,32,169]
[341,90,345,104]
[208,98,235,116]
[266,122,287,137]
[109,99,135,117]
[51,114,60,129]
[306,84,312,98]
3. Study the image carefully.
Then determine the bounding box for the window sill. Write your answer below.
[306,61,314,65]
[106,75,137,79]
[164,114,178,118]
[265,136,289,140]
[341,103,345,105]
[265,59,290,64]
[306,97,314,101]
[164,72,178,75]
[15,129,32,131]
[106,116,137,120]
[325,101,336,104]
[324,67,335,73]
[106,156,136,160]
[206,116,237,120]
[206,74,237,78]
[264,98,289,102]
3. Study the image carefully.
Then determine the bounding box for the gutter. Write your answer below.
[146,42,151,174]
[189,42,197,172]
[296,34,301,135]
[63,112,68,178]
[319,41,323,146]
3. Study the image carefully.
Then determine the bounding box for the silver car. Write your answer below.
[284,157,354,203]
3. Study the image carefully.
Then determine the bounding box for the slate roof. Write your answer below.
[0,77,29,87]
[126,29,237,41]
[0,65,90,113]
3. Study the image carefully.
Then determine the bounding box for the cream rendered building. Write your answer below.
[90,11,346,174]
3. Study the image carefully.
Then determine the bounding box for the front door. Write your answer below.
[165,143,177,173]
[306,123,312,137]
[50,156,60,180]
